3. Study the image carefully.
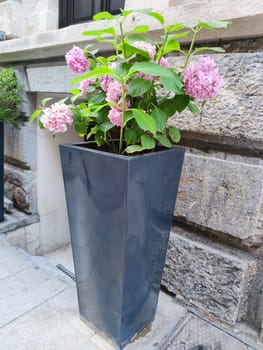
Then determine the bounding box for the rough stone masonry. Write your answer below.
[162,50,263,329]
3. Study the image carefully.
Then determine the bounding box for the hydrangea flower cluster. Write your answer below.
[40,103,73,133]
[108,107,123,126]
[133,41,156,59]
[183,57,223,99]
[65,46,90,73]
[79,79,93,97]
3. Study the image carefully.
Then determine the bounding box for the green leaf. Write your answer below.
[30,109,41,123]
[95,130,105,146]
[198,20,230,29]
[75,122,88,135]
[125,145,145,154]
[97,37,116,45]
[132,109,157,134]
[123,110,134,125]
[169,126,181,143]
[128,78,152,97]
[93,11,115,21]
[188,101,200,114]
[120,9,133,18]
[129,62,174,79]
[88,92,106,105]
[71,93,83,103]
[99,121,114,133]
[38,120,44,129]
[165,23,185,33]
[130,25,150,33]
[71,66,115,84]
[41,97,53,107]
[148,11,165,25]
[97,107,110,123]
[193,46,225,54]
[70,88,80,95]
[163,40,180,55]
[173,94,190,112]
[125,128,141,145]
[86,125,98,140]
[118,43,150,60]
[141,134,156,149]
[82,27,116,37]
[159,95,190,116]
[151,108,167,131]
[160,72,183,94]
[156,134,172,148]
[159,98,178,118]
[114,62,130,77]
[164,32,190,41]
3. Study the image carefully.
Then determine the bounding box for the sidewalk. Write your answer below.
[0,235,262,350]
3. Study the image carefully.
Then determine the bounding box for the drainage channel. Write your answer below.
[56,264,76,281]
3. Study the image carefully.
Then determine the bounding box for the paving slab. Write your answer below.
[0,238,34,273]
[0,274,43,328]
[0,302,98,350]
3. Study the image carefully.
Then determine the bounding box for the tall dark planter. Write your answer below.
[0,122,4,222]
[60,142,184,349]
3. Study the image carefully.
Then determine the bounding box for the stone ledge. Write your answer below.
[162,227,258,326]
[0,210,39,235]
[0,4,262,63]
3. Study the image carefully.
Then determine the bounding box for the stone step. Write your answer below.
[4,197,13,211]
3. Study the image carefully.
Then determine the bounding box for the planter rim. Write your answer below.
[60,141,184,161]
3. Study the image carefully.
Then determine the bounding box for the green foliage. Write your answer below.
[32,8,230,155]
[0,68,23,127]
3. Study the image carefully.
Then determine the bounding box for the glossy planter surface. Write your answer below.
[60,143,184,349]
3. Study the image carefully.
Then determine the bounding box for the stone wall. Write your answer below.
[0,0,58,37]
[162,51,263,329]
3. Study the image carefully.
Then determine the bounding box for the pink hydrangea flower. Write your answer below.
[40,103,73,133]
[133,41,156,60]
[79,79,92,97]
[183,57,223,99]
[160,57,170,68]
[135,72,154,81]
[106,81,122,103]
[65,46,90,73]
[108,107,122,127]
[99,75,114,92]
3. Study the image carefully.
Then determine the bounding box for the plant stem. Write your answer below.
[183,27,200,68]
[119,79,127,154]
[119,20,127,59]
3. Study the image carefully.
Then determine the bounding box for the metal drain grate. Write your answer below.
[162,313,261,350]
[56,264,76,281]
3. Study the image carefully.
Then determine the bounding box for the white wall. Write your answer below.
[36,93,81,254]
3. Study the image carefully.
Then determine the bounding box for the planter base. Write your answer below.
[60,143,184,349]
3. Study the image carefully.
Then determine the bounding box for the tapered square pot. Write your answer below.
[60,142,184,349]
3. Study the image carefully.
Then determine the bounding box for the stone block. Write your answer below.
[0,1,23,37]
[175,151,263,247]
[169,52,263,144]
[162,227,257,325]
[4,163,37,214]
[27,64,77,93]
